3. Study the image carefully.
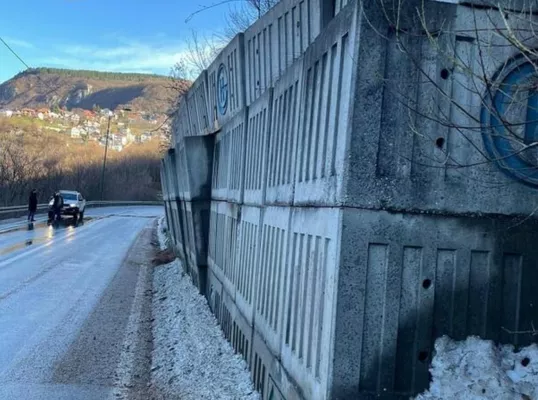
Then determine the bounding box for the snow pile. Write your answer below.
[151,261,259,400]
[416,336,538,400]
[156,216,168,250]
[150,229,258,400]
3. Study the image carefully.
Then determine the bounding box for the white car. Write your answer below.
[49,190,87,221]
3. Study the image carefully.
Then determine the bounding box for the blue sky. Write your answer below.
[0,0,233,83]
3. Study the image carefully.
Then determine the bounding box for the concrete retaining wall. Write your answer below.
[161,0,538,398]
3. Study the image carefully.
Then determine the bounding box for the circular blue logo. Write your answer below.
[217,63,228,116]
[482,55,538,187]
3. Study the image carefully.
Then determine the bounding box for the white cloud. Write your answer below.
[3,37,34,49]
[41,40,196,75]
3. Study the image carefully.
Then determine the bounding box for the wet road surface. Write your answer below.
[0,206,163,400]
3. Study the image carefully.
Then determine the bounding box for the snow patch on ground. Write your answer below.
[156,216,168,250]
[151,260,259,400]
[416,336,538,400]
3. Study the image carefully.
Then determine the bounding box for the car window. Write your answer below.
[61,193,77,201]
[78,195,82,201]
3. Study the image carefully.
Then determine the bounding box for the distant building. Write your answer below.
[37,112,44,120]
[21,108,35,117]
[0,110,13,118]
[83,110,95,119]
[70,127,82,138]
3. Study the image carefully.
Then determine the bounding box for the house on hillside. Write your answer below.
[87,126,101,135]
[21,108,36,117]
[83,110,94,119]
[0,110,13,118]
[71,127,82,138]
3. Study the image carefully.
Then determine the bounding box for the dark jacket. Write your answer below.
[53,194,63,210]
[28,192,38,212]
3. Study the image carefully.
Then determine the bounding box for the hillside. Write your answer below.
[0,68,189,113]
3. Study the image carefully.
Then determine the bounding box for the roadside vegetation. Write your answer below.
[0,117,162,206]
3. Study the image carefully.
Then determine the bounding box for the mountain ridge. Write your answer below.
[0,67,188,113]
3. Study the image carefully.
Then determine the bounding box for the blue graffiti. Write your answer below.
[481,56,538,187]
[217,63,228,116]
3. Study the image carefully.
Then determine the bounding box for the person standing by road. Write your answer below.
[28,189,38,222]
[52,192,63,222]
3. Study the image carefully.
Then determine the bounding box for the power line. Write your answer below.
[0,36,65,107]
[0,36,31,69]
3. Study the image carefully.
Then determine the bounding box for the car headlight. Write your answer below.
[70,204,77,208]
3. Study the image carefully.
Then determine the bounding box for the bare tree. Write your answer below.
[185,0,280,42]
[0,119,163,206]
[223,0,280,40]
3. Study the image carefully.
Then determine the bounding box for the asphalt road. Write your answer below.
[0,206,163,400]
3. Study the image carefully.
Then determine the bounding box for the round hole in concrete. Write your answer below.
[418,351,429,362]
[522,357,530,367]
[422,279,432,289]
[436,137,445,148]
[441,68,450,80]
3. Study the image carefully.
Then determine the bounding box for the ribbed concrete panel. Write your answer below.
[293,5,356,206]
[254,206,291,358]
[265,60,303,206]
[186,71,210,136]
[211,111,247,203]
[235,205,262,326]
[244,0,322,106]
[209,201,240,298]
[173,98,192,143]
[281,207,342,400]
[332,208,538,399]
[244,90,272,206]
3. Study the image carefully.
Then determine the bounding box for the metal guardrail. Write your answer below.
[0,201,163,216]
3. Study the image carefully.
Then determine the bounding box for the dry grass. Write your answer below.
[152,249,176,267]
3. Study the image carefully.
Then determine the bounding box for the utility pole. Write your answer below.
[100,113,112,201]
[100,108,131,201]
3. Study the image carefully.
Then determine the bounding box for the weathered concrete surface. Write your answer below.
[161,0,538,399]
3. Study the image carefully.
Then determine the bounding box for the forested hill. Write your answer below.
[17,68,168,82]
[0,67,188,113]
